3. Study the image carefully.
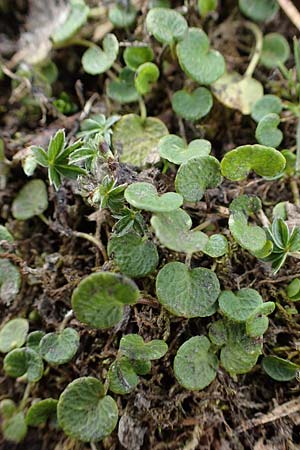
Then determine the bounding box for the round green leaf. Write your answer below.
[175,156,222,203]
[219,288,263,322]
[229,211,267,253]
[287,278,300,301]
[251,95,282,122]
[158,135,211,164]
[112,114,168,167]
[176,28,225,85]
[12,179,48,220]
[212,72,263,115]
[71,272,139,329]
[52,0,90,44]
[123,46,154,70]
[82,34,119,75]
[108,232,159,278]
[0,399,17,419]
[39,328,80,365]
[0,318,29,353]
[109,4,137,28]
[2,411,27,443]
[0,259,21,304]
[262,356,299,381]
[260,33,290,68]
[255,113,283,148]
[57,377,118,442]
[172,87,213,121]
[4,348,44,382]
[26,399,58,427]
[125,182,183,212]
[151,209,209,254]
[174,336,218,390]
[238,0,279,22]
[107,68,139,103]
[26,331,46,352]
[146,8,188,45]
[203,234,228,257]
[119,334,168,360]
[108,357,139,394]
[135,62,159,95]
[156,262,220,317]
[221,144,286,181]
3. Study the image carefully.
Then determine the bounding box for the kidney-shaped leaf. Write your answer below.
[39,328,80,365]
[262,356,299,381]
[156,262,220,317]
[221,144,286,181]
[2,411,27,443]
[107,68,139,104]
[112,114,168,167]
[52,0,90,44]
[158,135,211,164]
[26,399,58,427]
[4,348,44,382]
[177,28,225,85]
[260,33,290,69]
[203,234,228,257]
[219,288,263,322]
[174,336,218,390]
[12,179,48,220]
[251,94,282,122]
[175,156,222,203]
[123,46,154,70]
[108,357,139,395]
[71,272,139,329]
[82,34,119,75]
[125,182,183,212]
[57,377,118,442]
[135,62,159,95]
[239,0,279,22]
[146,8,188,45]
[171,87,213,121]
[108,232,159,278]
[119,334,168,360]
[255,113,283,148]
[0,318,29,353]
[109,3,137,28]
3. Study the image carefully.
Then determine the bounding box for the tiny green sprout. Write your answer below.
[174,336,218,390]
[26,399,58,427]
[260,33,290,69]
[26,331,46,352]
[255,113,283,148]
[198,0,218,18]
[39,328,80,365]
[175,155,222,203]
[158,135,211,164]
[123,46,154,71]
[171,87,213,121]
[4,347,44,382]
[238,0,279,22]
[262,356,300,381]
[51,0,90,44]
[77,114,120,143]
[71,272,139,329]
[107,68,139,104]
[209,319,262,376]
[12,179,48,220]
[112,113,168,167]
[82,34,119,75]
[95,176,126,211]
[32,129,88,190]
[146,8,188,46]
[125,181,183,212]
[57,377,118,442]
[1,410,27,443]
[108,3,137,28]
[177,28,225,85]
[119,334,168,360]
[0,318,29,353]
[108,232,159,278]
[156,262,220,317]
[113,207,146,236]
[251,94,283,122]
[108,357,139,395]
[0,228,21,304]
[134,62,160,95]
[221,144,286,181]
[287,278,300,301]
[53,91,77,115]
[212,72,263,115]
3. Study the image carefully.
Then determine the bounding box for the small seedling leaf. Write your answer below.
[218,288,263,322]
[12,179,48,220]
[158,135,211,164]
[57,377,118,442]
[221,144,286,181]
[82,34,119,75]
[203,234,228,257]
[0,399,17,419]
[246,315,269,337]
[239,0,279,22]
[0,318,29,353]
[156,262,220,317]
[108,232,159,278]
[39,328,80,365]
[2,411,27,443]
[260,33,290,68]
[109,3,137,28]
[255,113,283,148]
[26,399,58,427]
[177,28,225,85]
[198,0,218,17]
[146,8,188,45]
[229,211,267,253]
[262,356,300,381]
[112,114,168,167]
[52,0,90,44]
[123,46,154,70]
[175,156,222,203]
[26,331,46,352]
[134,62,159,95]
[119,334,168,360]
[0,259,21,304]
[174,336,218,390]
[172,87,213,121]
[108,357,139,395]
[287,278,300,301]
[4,348,44,382]
[251,94,282,122]
[107,68,139,104]
[71,272,139,329]
[125,182,183,212]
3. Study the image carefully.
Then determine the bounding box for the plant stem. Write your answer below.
[138,96,147,122]
[59,310,74,331]
[73,231,108,261]
[244,22,263,78]
[19,383,32,410]
[90,442,98,450]
[290,178,300,206]
[53,38,95,50]
[296,116,300,175]
[185,254,192,268]
[38,213,49,225]
[192,219,212,231]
